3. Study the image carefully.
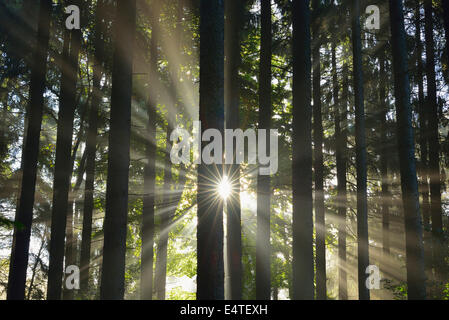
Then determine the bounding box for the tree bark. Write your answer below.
[292,0,314,300]
[389,0,427,300]
[351,0,370,301]
[47,0,83,299]
[140,1,159,301]
[414,0,432,277]
[197,0,225,300]
[7,0,51,300]
[256,0,272,301]
[333,41,348,301]
[224,0,243,301]
[100,0,136,300]
[80,0,105,299]
[378,51,391,257]
[424,0,443,273]
[312,0,325,301]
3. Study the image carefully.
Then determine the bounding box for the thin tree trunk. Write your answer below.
[256,0,272,300]
[414,1,432,278]
[154,0,186,299]
[0,79,10,162]
[140,1,159,300]
[155,127,173,300]
[63,148,86,300]
[80,0,105,299]
[7,0,51,300]
[333,41,348,301]
[351,0,370,301]
[389,0,427,300]
[379,52,390,257]
[197,0,225,300]
[312,0,325,301]
[47,0,82,299]
[341,62,350,300]
[62,49,88,302]
[292,0,314,300]
[26,228,46,300]
[100,0,136,300]
[154,166,187,300]
[225,0,243,300]
[424,0,443,274]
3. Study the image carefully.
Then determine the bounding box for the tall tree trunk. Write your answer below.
[292,0,314,300]
[7,0,51,300]
[341,62,350,300]
[197,0,225,300]
[47,1,83,299]
[312,0,325,301]
[256,0,272,300]
[351,0,370,300]
[100,0,136,300]
[424,0,443,274]
[414,0,432,277]
[333,41,348,301]
[141,1,159,300]
[80,0,105,299]
[225,0,243,300]
[154,0,186,299]
[378,51,391,257]
[389,0,427,300]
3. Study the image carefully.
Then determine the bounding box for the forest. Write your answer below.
[0,0,448,301]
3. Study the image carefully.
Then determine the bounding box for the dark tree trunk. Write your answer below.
[225,0,243,301]
[197,0,225,300]
[256,0,272,301]
[351,0,370,301]
[100,0,136,300]
[0,79,10,163]
[424,0,443,272]
[414,1,432,275]
[80,0,105,299]
[47,0,82,299]
[312,0,325,301]
[7,0,51,300]
[389,0,427,300]
[292,0,314,300]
